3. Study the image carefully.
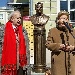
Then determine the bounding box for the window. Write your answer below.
[70,1,75,22]
[0,14,3,19]
[70,1,75,9]
[70,11,75,22]
[60,1,68,11]
[59,0,75,24]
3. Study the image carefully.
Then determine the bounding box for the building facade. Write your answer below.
[0,7,14,25]
[1,0,75,70]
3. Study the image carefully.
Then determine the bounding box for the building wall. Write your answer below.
[0,8,14,25]
[14,0,29,3]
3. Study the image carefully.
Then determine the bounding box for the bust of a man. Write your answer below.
[30,2,49,27]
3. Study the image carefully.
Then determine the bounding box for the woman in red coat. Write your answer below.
[1,10,27,75]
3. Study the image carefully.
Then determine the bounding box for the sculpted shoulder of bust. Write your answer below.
[30,14,49,25]
[30,2,49,26]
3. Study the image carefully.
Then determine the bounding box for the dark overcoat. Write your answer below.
[46,27,75,75]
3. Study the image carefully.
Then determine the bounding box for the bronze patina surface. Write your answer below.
[30,2,49,73]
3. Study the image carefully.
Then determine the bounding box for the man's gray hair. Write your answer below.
[8,10,21,20]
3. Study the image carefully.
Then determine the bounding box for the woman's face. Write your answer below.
[58,15,69,27]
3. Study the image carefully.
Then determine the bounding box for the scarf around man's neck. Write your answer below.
[1,21,27,70]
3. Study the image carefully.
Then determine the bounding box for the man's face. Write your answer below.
[11,12,21,26]
[35,3,43,13]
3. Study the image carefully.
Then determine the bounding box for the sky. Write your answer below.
[0,0,8,7]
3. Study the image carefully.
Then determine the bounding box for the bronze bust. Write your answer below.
[30,2,49,28]
[30,2,49,73]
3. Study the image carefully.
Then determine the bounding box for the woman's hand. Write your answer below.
[60,44,74,51]
[65,45,74,51]
[59,44,66,50]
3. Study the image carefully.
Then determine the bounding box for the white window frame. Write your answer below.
[68,0,75,23]
[57,0,75,25]
[0,14,3,19]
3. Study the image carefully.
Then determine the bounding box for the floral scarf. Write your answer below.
[1,21,27,71]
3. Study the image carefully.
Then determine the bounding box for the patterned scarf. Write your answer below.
[1,21,27,71]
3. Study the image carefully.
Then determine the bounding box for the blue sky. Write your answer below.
[0,0,7,7]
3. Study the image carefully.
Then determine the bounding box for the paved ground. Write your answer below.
[31,73,45,75]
